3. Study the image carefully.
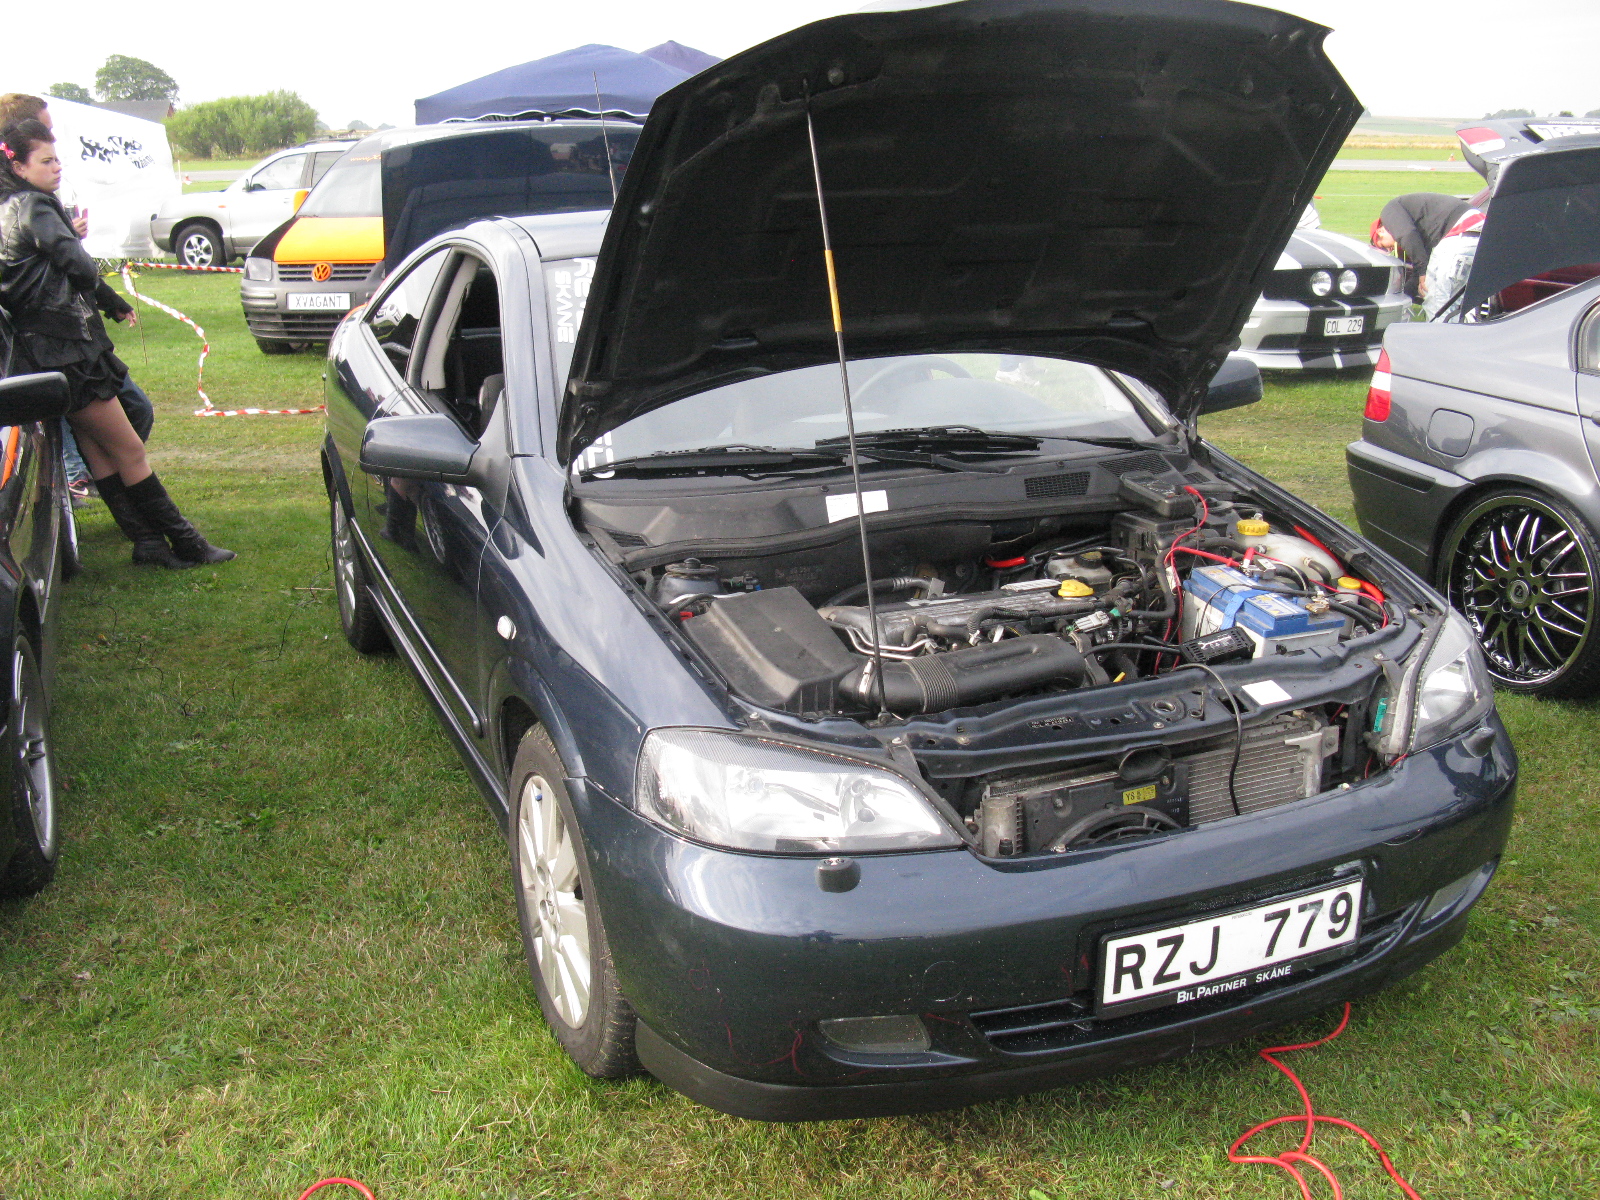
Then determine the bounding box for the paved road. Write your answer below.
[182,169,244,181]
[1330,159,1474,173]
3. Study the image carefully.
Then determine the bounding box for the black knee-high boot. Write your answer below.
[96,475,187,569]
[124,473,236,565]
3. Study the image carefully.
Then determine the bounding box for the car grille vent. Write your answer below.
[1024,472,1092,499]
[1185,471,1211,484]
[1102,452,1172,477]
[606,530,649,547]
[277,263,375,282]
[969,903,1412,1056]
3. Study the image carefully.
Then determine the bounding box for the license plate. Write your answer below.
[288,292,351,311]
[1097,878,1363,1016]
[1323,315,1365,337]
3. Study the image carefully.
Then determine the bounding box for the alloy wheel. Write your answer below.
[1446,497,1594,685]
[517,774,591,1027]
[180,231,216,268]
[11,644,54,858]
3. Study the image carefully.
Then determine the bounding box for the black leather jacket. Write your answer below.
[0,183,131,342]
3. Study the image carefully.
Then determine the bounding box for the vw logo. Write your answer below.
[312,262,333,283]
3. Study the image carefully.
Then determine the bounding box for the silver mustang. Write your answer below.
[1347,134,1600,697]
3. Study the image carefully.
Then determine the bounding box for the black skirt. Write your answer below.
[12,329,129,414]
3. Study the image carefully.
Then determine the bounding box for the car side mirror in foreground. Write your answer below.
[293,189,309,212]
[360,412,479,484]
[1199,355,1263,416]
[0,371,72,425]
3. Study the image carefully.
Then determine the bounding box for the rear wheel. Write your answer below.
[509,728,637,1077]
[329,483,390,654]
[0,633,58,897]
[1438,488,1600,697]
[174,223,224,268]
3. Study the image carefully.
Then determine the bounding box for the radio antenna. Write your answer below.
[803,87,890,719]
[593,72,619,204]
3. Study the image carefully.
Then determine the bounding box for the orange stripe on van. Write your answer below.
[0,427,20,487]
[274,217,385,264]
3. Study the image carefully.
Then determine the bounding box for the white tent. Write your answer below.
[41,96,179,259]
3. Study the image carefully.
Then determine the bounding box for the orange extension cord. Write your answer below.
[297,1179,375,1200]
[1229,1003,1422,1199]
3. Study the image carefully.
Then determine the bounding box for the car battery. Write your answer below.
[1181,564,1345,656]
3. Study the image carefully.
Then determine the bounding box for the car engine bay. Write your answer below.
[578,448,1418,858]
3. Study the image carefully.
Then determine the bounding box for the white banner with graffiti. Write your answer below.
[44,96,179,258]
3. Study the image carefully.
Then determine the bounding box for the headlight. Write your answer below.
[1309,269,1333,297]
[1409,612,1493,751]
[636,728,962,854]
[244,257,274,282]
[1338,268,1359,296]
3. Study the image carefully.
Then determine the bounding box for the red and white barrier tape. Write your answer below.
[125,260,244,274]
[117,265,324,418]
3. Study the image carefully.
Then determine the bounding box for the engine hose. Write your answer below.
[1328,600,1380,632]
[823,577,934,608]
[839,634,1086,715]
[1125,567,1177,620]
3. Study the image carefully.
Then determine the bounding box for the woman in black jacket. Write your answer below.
[0,119,231,568]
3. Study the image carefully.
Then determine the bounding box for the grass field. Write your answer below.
[0,251,1594,1198]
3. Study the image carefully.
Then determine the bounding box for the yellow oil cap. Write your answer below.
[1057,579,1095,598]
[1236,516,1270,537]
[1338,576,1363,591]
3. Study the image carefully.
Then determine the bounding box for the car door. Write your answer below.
[230,151,310,244]
[360,246,502,739]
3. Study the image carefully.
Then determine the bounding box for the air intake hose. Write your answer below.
[840,635,1086,715]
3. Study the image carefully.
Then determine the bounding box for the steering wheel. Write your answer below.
[851,356,972,404]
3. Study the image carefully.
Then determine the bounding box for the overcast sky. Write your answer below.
[18,0,1599,133]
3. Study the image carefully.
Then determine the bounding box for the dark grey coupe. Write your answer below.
[324,0,1514,1119]
[1348,136,1600,697]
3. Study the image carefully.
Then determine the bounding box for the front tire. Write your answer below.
[0,633,58,897]
[174,223,225,268]
[328,483,390,654]
[255,338,294,356]
[1438,488,1600,697]
[509,728,638,1077]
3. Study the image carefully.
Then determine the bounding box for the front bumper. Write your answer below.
[1238,295,1411,370]
[241,267,380,343]
[583,716,1515,1120]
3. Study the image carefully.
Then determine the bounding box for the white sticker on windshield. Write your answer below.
[1242,680,1292,706]
[826,490,889,523]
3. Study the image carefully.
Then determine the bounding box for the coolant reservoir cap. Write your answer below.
[1236,516,1270,537]
[1057,579,1095,598]
[1337,575,1363,590]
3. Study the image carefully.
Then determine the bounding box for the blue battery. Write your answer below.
[1183,565,1344,642]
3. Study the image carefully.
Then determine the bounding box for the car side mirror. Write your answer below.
[292,188,309,212]
[1199,356,1263,415]
[243,180,264,192]
[0,371,72,425]
[360,412,479,483]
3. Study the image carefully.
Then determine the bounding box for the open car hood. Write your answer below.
[1457,118,1600,185]
[556,0,1358,462]
[1461,137,1600,313]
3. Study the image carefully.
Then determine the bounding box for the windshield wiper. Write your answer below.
[816,425,1042,454]
[1039,434,1156,450]
[578,445,844,480]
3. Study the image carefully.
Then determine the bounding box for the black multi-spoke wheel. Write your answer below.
[0,633,58,896]
[1439,489,1600,697]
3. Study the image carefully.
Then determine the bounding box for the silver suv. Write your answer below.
[151,140,356,267]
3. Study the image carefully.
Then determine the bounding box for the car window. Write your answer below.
[1580,305,1600,374]
[309,150,345,187]
[575,354,1156,472]
[250,153,307,191]
[367,249,451,373]
[412,253,504,439]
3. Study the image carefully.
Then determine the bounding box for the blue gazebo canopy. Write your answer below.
[415,44,713,124]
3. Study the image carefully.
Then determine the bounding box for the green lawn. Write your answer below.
[0,260,1593,1199]
[1310,169,1479,240]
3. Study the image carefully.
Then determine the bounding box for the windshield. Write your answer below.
[573,354,1162,472]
